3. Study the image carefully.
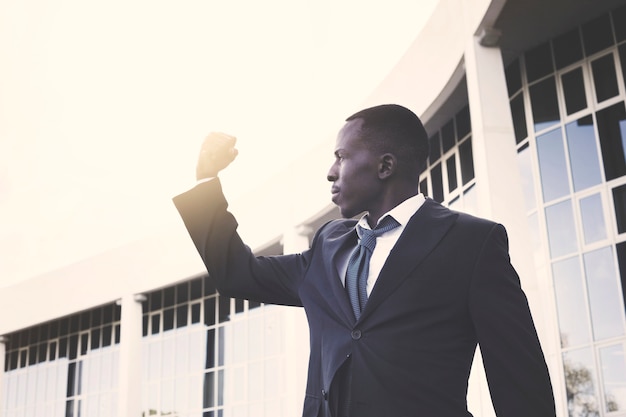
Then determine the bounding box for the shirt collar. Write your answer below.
[358,193,426,231]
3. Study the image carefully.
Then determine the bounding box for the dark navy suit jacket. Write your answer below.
[173,179,555,417]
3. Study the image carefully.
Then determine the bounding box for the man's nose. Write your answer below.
[327,164,337,182]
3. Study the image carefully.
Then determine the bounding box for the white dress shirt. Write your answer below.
[338,193,426,296]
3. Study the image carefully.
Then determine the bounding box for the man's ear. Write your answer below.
[378,153,397,179]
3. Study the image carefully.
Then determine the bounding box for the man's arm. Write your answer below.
[469,223,556,417]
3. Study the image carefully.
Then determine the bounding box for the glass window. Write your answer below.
[563,348,599,417]
[561,67,587,115]
[591,54,619,103]
[613,184,626,234]
[545,199,578,258]
[456,106,471,138]
[530,76,560,132]
[599,344,626,413]
[583,246,625,341]
[419,178,428,197]
[510,93,528,143]
[614,4,626,42]
[441,120,455,153]
[553,28,583,70]
[596,102,626,181]
[565,115,603,191]
[553,256,591,347]
[616,242,626,311]
[428,132,441,164]
[459,137,474,186]
[446,156,457,193]
[506,58,522,96]
[431,163,444,203]
[582,13,614,56]
[579,194,607,244]
[517,144,537,212]
[619,44,626,92]
[536,128,570,202]
[525,42,554,83]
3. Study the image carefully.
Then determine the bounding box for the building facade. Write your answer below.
[2,0,626,416]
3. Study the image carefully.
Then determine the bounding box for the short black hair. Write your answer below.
[346,104,430,179]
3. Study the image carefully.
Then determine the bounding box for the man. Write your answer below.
[173,104,555,417]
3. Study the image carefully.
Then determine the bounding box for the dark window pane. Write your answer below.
[9,350,18,370]
[614,4,626,42]
[39,324,49,342]
[114,304,121,321]
[80,333,88,356]
[459,138,474,185]
[28,345,37,365]
[441,120,455,152]
[49,341,57,361]
[80,312,90,331]
[431,163,444,203]
[505,59,522,96]
[446,156,458,192]
[59,337,68,358]
[191,303,201,324]
[102,325,112,347]
[59,319,69,337]
[428,132,441,164]
[163,287,175,308]
[190,278,203,300]
[69,316,80,334]
[561,67,587,115]
[91,308,102,327]
[613,184,626,234]
[510,93,528,143]
[38,343,46,363]
[592,54,619,102]
[67,362,76,396]
[176,282,189,304]
[163,308,175,331]
[529,76,560,132]
[205,329,215,369]
[204,372,215,408]
[582,13,614,56]
[49,321,59,339]
[419,178,428,197]
[150,291,162,311]
[69,335,78,360]
[248,300,261,310]
[597,102,626,181]
[537,128,570,202]
[525,42,554,83]
[65,400,74,417]
[142,315,149,336]
[102,305,113,325]
[615,241,626,310]
[456,106,471,138]
[151,314,160,335]
[565,116,603,191]
[176,305,188,328]
[90,328,100,350]
[115,324,120,344]
[204,298,216,326]
[19,350,27,368]
[553,28,583,70]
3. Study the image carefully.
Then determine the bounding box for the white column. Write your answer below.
[0,335,7,417]
[281,225,312,417]
[464,34,544,417]
[117,294,146,417]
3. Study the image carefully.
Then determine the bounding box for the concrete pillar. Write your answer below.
[0,335,7,417]
[117,294,146,417]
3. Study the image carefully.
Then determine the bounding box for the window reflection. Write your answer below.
[545,199,578,258]
[561,67,587,115]
[583,247,625,341]
[553,256,591,347]
[565,116,602,191]
[579,194,606,244]
[599,344,626,412]
[563,348,599,417]
[537,128,570,202]
[591,54,619,103]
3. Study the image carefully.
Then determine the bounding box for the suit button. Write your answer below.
[322,389,328,400]
[351,329,362,340]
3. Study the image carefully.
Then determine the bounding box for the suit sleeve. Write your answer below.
[469,223,556,417]
[172,179,309,306]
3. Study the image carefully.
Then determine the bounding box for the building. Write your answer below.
[2,0,626,416]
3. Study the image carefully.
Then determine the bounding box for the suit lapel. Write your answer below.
[359,199,458,322]
[322,221,359,325]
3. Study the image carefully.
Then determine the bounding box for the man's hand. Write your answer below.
[196,132,239,180]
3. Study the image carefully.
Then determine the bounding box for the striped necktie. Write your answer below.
[345,215,400,320]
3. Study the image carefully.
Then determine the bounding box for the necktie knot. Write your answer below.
[357,216,401,252]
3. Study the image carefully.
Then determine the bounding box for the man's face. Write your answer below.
[327,119,383,218]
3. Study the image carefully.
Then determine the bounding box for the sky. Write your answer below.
[0,0,437,287]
